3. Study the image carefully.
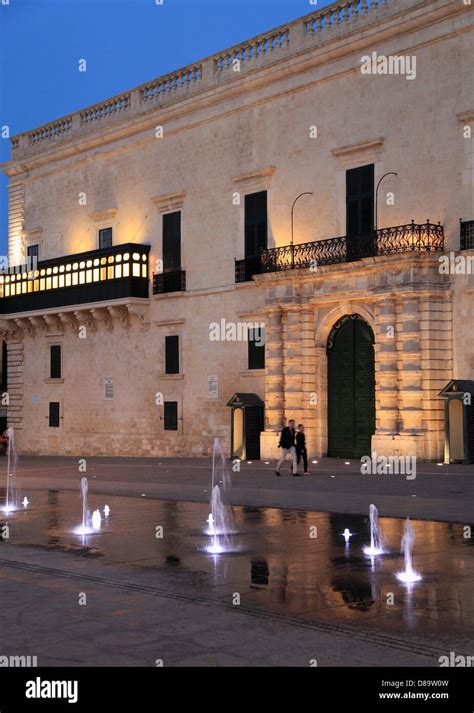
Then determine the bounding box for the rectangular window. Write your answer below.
[50,345,61,379]
[27,244,39,259]
[98,227,113,250]
[49,402,60,427]
[163,212,181,272]
[164,401,178,430]
[165,335,180,375]
[245,191,267,258]
[346,164,374,237]
[248,327,265,370]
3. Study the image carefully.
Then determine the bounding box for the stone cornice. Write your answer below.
[151,191,186,213]
[22,227,43,240]
[154,318,185,326]
[232,167,276,184]
[2,0,469,177]
[0,297,150,332]
[89,208,118,223]
[331,137,384,158]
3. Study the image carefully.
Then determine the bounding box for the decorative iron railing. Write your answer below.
[235,221,444,282]
[460,220,474,250]
[153,269,186,294]
[235,256,262,284]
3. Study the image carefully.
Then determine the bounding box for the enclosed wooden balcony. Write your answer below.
[0,243,150,314]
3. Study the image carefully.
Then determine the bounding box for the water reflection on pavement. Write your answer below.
[1,490,473,637]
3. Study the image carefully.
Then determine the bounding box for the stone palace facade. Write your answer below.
[0,0,473,461]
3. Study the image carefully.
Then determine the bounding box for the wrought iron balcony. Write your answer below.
[235,221,444,282]
[460,219,474,250]
[0,243,150,314]
[153,269,186,294]
[235,256,261,284]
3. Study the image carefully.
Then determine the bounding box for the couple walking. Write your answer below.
[275,420,309,477]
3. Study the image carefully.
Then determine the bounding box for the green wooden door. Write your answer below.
[328,315,375,458]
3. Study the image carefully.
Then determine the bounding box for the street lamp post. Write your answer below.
[375,172,398,230]
[291,192,313,269]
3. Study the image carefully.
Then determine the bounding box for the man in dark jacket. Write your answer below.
[275,419,299,476]
[296,424,309,475]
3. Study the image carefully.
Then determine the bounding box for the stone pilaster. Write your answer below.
[372,298,399,453]
[396,297,423,432]
[282,306,302,416]
[298,307,317,456]
[313,345,327,456]
[6,338,23,432]
[419,293,452,461]
[260,307,283,458]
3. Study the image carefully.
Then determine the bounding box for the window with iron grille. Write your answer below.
[49,402,60,427]
[164,401,178,430]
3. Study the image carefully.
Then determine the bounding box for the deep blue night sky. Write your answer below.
[0,0,334,257]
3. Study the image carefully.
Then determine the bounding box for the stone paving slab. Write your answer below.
[0,545,458,668]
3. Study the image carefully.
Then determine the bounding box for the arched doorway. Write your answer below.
[327,314,375,458]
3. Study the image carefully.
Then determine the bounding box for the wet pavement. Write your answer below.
[5,455,474,524]
[1,489,474,648]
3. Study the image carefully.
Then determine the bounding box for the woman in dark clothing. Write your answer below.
[296,424,309,475]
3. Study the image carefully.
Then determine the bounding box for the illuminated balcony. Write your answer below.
[0,243,150,314]
[235,221,444,282]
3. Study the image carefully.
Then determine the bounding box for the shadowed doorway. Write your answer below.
[327,314,375,458]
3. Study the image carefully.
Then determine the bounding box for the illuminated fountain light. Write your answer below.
[342,528,353,543]
[92,509,101,531]
[396,517,422,584]
[206,540,226,555]
[104,504,110,518]
[363,504,385,556]
[22,496,29,508]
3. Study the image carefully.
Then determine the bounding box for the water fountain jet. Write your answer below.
[3,427,19,513]
[204,439,234,554]
[73,477,94,536]
[396,517,422,584]
[363,504,385,556]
